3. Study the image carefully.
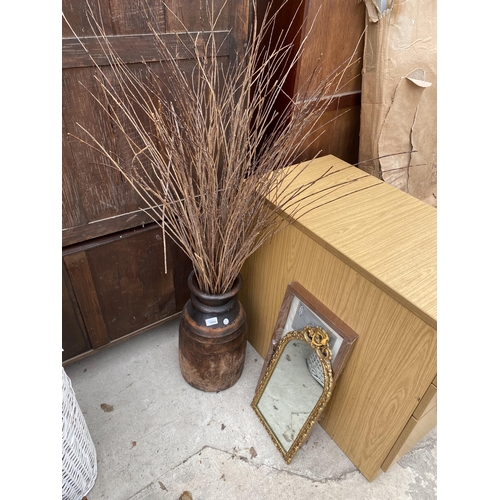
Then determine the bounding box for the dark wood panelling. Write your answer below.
[62,31,231,68]
[62,263,92,360]
[62,0,230,37]
[295,0,365,171]
[84,225,177,341]
[299,105,362,166]
[109,0,165,34]
[256,0,365,164]
[293,0,365,97]
[228,0,251,64]
[62,0,114,38]
[64,251,111,349]
[256,0,306,117]
[62,117,81,230]
[62,223,194,362]
[62,209,159,247]
[327,91,361,112]
[172,238,194,311]
[63,0,249,242]
[163,0,230,31]
[62,65,129,228]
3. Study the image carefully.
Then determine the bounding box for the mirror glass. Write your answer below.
[256,339,322,451]
[252,326,333,463]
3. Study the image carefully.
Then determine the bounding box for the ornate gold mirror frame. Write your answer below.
[251,326,334,464]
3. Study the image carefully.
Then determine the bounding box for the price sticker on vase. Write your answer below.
[205,317,218,326]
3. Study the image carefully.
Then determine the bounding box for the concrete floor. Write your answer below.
[65,318,437,500]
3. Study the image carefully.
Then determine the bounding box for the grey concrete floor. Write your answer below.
[65,318,437,500]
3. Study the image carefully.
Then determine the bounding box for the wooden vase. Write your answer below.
[178,271,247,392]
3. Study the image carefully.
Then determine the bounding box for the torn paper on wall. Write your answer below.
[359,0,437,207]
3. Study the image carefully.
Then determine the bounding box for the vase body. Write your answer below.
[179,271,247,392]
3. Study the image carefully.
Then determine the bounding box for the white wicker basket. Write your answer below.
[306,352,324,387]
[62,367,97,500]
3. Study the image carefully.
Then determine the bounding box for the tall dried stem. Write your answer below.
[65,0,362,294]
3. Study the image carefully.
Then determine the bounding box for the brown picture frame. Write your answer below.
[257,282,359,388]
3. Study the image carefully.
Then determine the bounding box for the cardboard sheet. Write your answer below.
[359,0,437,207]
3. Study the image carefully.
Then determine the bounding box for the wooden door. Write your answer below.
[62,224,192,363]
[256,0,365,165]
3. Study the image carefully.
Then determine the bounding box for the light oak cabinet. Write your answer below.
[241,155,436,480]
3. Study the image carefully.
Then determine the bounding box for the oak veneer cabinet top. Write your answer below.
[275,155,436,328]
[241,154,436,481]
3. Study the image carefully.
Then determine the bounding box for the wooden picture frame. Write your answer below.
[257,282,359,388]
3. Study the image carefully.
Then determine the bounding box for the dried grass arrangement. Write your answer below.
[65,0,361,295]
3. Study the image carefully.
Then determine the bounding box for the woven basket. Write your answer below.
[62,367,97,500]
[306,352,324,387]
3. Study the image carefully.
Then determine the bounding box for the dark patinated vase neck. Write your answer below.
[187,271,243,313]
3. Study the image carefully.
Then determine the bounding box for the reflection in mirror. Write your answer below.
[251,326,333,464]
[256,340,322,451]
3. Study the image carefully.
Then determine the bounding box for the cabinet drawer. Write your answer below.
[380,379,437,472]
[413,382,437,419]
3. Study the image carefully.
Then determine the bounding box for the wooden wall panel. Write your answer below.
[164,0,230,32]
[298,105,361,166]
[294,0,365,95]
[109,0,166,34]
[62,263,92,358]
[84,225,177,341]
[64,250,111,349]
[62,117,81,229]
[62,0,233,58]
[62,66,129,228]
[62,0,230,36]
[62,0,248,243]
[62,0,114,38]
[255,0,365,165]
[62,223,193,363]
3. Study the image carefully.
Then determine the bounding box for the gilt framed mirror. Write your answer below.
[258,282,359,388]
[251,326,334,464]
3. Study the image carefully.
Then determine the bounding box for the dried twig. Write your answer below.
[65,0,363,294]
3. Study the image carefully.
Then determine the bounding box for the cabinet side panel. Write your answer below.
[241,223,437,481]
[381,408,437,472]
